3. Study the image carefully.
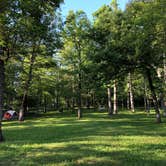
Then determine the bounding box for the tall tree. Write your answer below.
[91,0,165,123]
[124,0,165,122]
[60,10,91,119]
[17,0,63,121]
[128,72,135,113]
[0,0,13,142]
[113,80,118,114]
[0,0,63,140]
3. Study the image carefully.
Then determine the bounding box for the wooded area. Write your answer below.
[0,0,166,165]
[0,0,165,152]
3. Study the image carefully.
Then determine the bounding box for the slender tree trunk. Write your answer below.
[77,72,82,119]
[121,98,124,110]
[127,92,130,110]
[127,81,130,110]
[0,60,5,141]
[128,72,135,112]
[113,80,117,114]
[164,54,166,83]
[19,48,36,121]
[146,69,161,123]
[66,98,70,109]
[144,95,147,112]
[163,54,166,116]
[71,81,75,112]
[19,91,28,121]
[163,101,166,116]
[37,85,42,110]
[56,67,60,110]
[147,99,150,113]
[107,87,112,115]
[44,95,47,113]
[86,92,90,109]
[77,44,82,119]
[92,92,96,108]
[56,92,59,110]
[144,77,150,113]
[72,97,75,112]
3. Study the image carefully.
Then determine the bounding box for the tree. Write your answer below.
[123,0,165,122]
[91,2,124,115]
[0,0,14,142]
[15,0,63,121]
[60,10,91,119]
[91,0,165,123]
[0,0,63,141]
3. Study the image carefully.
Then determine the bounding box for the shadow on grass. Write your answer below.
[0,142,166,166]
[2,111,166,144]
[1,111,166,166]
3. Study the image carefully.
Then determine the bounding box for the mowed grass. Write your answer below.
[0,110,166,166]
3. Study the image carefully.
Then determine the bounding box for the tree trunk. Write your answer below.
[113,80,117,114]
[0,60,5,142]
[77,72,82,119]
[146,69,161,123]
[19,91,28,121]
[71,81,75,112]
[56,92,59,110]
[121,99,124,110]
[163,101,166,117]
[127,81,130,110]
[164,54,166,83]
[86,92,90,109]
[72,97,75,112]
[19,48,36,121]
[92,92,96,108]
[144,77,150,113]
[77,43,82,119]
[44,95,47,113]
[107,87,112,115]
[163,54,166,116]
[128,72,135,112]
[66,98,70,109]
[127,92,130,110]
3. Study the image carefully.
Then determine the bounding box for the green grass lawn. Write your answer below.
[0,110,166,166]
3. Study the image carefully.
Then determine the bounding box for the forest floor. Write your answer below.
[0,109,166,166]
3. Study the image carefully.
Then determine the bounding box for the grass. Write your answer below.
[0,109,166,166]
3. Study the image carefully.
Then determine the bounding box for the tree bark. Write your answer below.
[146,69,161,123]
[56,92,59,110]
[127,92,130,110]
[144,77,150,113]
[77,72,82,119]
[92,92,96,108]
[19,48,36,121]
[163,54,166,116]
[86,92,90,109]
[113,80,117,114]
[128,72,135,112]
[77,44,82,119]
[19,91,28,121]
[164,54,166,83]
[0,59,5,142]
[66,98,70,109]
[107,87,112,115]
[121,99,124,110]
[44,95,47,113]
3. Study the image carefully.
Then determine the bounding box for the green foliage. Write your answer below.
[1,0,166,117]
[1,0,63,110]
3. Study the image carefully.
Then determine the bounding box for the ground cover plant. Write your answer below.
[0,110,166,166]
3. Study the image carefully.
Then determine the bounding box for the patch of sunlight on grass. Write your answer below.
[1,110,166,166]
[75,156,119,165]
